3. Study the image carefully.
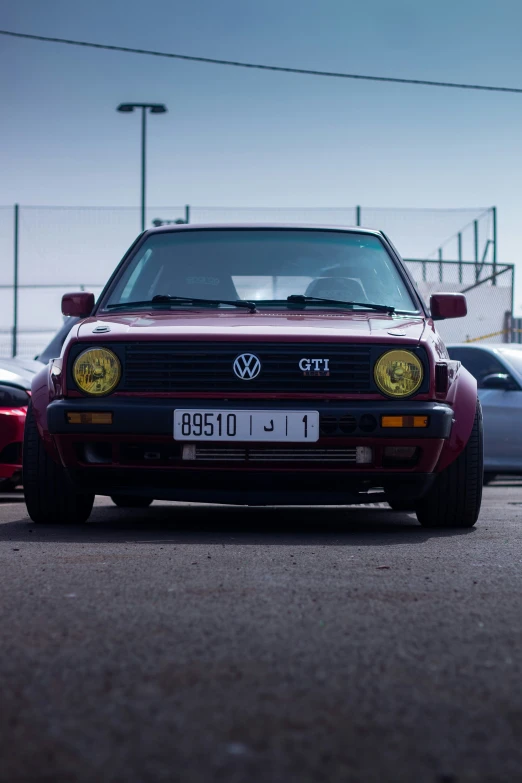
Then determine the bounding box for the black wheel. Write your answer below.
[483,472,496,485]
[388,500,415,512]
[23,402,94,524]
[415,401,483,528]
[110,495,153,508]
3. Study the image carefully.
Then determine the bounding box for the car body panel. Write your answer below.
[36,317,80,365]
[480,387,522,469]
[0,358,40,487]
[447,343,522,474]
[76,312,427,343]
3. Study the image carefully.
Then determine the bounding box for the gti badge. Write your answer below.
[299,358,330,376]
[233,353,262,380]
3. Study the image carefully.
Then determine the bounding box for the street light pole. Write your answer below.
[141,106,146,232]
[117,103,167,232]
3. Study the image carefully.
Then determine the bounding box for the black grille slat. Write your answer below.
[122,342,372,393]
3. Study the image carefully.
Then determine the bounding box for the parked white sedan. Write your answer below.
[447,343,522,482]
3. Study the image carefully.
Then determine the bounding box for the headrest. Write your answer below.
[305,276,367,302]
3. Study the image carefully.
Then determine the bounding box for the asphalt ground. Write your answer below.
[1,481,521,783]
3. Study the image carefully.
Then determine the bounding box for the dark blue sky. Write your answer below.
[2,0,522,301]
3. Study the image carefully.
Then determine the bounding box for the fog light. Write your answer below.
[182,444,197,461]
[67,412,113,424]
[383,446,417,460]
[355,446,373,464]
[381,416,428,428]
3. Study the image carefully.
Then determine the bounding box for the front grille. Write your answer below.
[123,342,372,393]
[188,446,358,463]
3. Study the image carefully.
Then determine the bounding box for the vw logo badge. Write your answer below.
[233,353,261,380]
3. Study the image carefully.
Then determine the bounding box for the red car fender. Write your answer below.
[30,364,62,464]
[435,363,478,472]
[30,320,81,464]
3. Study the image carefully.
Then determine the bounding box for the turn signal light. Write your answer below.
[435,363,449,393]
[381,416,428,428]
[67,412,113,424]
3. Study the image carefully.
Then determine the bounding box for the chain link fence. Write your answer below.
[406,261,513,344]
[0,204,503,358]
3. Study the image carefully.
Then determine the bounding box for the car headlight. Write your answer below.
[72,348,121,396]
[374,350,423,398]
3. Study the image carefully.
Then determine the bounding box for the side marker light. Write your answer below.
[381,416,428,428]
[67,412,113,424]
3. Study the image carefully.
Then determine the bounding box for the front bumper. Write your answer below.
[48,398,453,439]
[47,398,453,503]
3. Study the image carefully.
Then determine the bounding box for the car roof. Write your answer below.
[143,223,385,237]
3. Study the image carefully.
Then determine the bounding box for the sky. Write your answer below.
[2,0,522,334]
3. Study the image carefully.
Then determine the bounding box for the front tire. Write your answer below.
[23,402,94,525]
[110,495,153,508]
[415,401,483,528]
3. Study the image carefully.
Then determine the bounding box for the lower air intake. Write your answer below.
[182,445,372,464]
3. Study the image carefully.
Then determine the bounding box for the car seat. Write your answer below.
[305,276,367,302]
[151,251,240,301]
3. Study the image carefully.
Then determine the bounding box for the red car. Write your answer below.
[24,225,482,527]
[0,358,40,490]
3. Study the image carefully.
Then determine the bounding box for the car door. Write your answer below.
[448,346,522,472]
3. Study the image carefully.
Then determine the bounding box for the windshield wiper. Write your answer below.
[107,295,257,313]
[285,295,395,314]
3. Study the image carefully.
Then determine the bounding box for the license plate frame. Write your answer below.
[174,409,320,442]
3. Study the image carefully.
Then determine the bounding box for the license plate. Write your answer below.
[174,410,319,442]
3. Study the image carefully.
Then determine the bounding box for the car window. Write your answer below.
[447,347,509,387]
[497,348,522,377]
[103,229,418,311]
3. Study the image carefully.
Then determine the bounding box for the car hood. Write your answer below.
[0,357,42,390]
[76,310,426,344]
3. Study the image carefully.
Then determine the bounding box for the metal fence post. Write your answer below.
[12,204,19,358]
[438,248,443,283]
[457,232,463,284]
[355,206,361,226]
[185,204,190,224]
[492,206,497,286]
[474,219,479,282]
[503,310,511,344]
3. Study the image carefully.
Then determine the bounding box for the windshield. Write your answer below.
[103,229,418,311]
[498,348,522,377]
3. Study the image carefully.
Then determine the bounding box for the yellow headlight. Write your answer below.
[73,348,121,396]
[374,350,423,398]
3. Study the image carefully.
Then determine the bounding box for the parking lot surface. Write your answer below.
[1,482,521,783]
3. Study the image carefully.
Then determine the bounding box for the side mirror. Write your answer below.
[430,293,467,320]
[481,373,514,390]
[62,292,95,318]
